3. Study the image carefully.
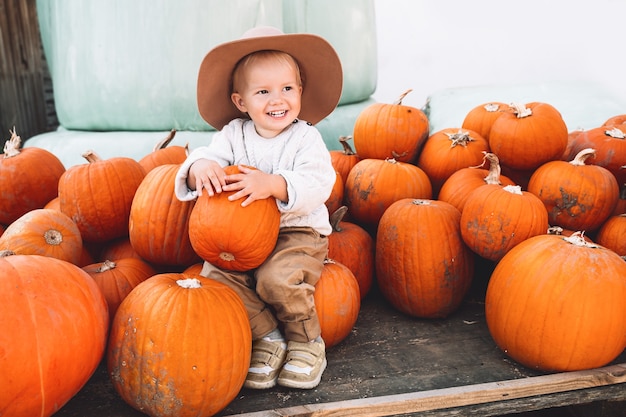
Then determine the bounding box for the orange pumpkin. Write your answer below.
[137,129,187,173]
[595,214,626,256]
[0,208,83,264]
[83,258,157,322]
[486,232,626,371]
[438,152,515,213]
[562,125,626,185]
[352,89,429,163]
[0,128,65,225]
[461,102,507,140]
[376,199,474,318]
[188,165,280,271]
[58,150,146,243]
[327,206,374,299]
[330,135,360,186]
[416,128,490,197]
[107,273,251,417]
[98,236,144,262]
[344,158,432,227]
[0,254,109,416]
[314,259,361,348]
[488,102,568,171]
[325,170,345,216]
[527,148,619,232]
[461,184,549,261]
[129,163,200,266]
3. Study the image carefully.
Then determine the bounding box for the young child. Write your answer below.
[174,26,343,390]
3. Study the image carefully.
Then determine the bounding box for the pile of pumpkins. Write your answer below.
[2,86,626,416]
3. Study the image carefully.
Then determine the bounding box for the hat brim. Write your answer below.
[197,32,343,130]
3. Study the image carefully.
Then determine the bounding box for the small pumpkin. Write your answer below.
[461,102,507,140]
[344,157,432,227]
[188,165,280,271]
[461,184,549,261]
[107,273,251,417]
[0,128,66,225]
[83,258,157,322]
[486,232,626,371]
[527,148,619,232]
[314,258,361,348]
[488,102,568,171]
[0,208,83,264]
[438,152,515,213]
[376,199,474,318]
[137,129,187,173]
[595,214,626,257]
[58,150,146,243]
[416,128,490,197]
[0,254,109,417]
[330,135,360,186]
[352,89,429,162]
[327,206,374,299]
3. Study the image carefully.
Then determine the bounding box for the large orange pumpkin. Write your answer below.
[352,90,429,163]
[527,148,619,232]
[129,163,200,266]
[0,128,66,225]
[485,232,626,371]
[488,102,568,171]
[0,208,83,264]
[376,199,474,318]
[314,259,361,348]
[595,214,626,256]
[107,273,251,417]
[83,258,157,323]
[188,165,280,271]
[0,254,109,416]
[58,150,146,243]
[344,158,432,227]
[461,184,549,261]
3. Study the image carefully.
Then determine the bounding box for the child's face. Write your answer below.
[231,57,302,138]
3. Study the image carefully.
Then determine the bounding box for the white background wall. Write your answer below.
[372,0,626,109]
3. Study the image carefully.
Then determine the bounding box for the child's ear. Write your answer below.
[231,93,247,112]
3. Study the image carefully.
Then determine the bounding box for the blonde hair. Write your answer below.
[231,50,302,93]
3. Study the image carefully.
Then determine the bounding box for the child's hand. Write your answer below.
[189,159,227,197]
[223,165,287,207]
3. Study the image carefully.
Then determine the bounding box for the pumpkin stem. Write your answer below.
[570,148,595,166]
[338,136,356,155]
[323,258,337,265]
[177,277,203,288]
[605,127,626,139]
[562,231,600,248]
[0,250,16,257]
[483,103,501,112]
[97,259,117,272]
[330,206,348,232]
[509,102,532,118]
[81,150,103,163]
[547,225,564,235]
[445,129,475,148]
[393,89,413,105]
[152,129,177,152]
[502,184,523,195]
[3,127,22,158]
[470,152,503,185]
[44,229,63,246]
[411,199,431,205]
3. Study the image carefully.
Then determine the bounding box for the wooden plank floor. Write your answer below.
[55,274,626,417]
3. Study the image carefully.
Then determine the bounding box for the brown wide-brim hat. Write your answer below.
[197,26,343,130]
